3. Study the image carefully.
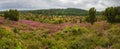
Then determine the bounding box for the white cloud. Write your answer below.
[0,0,120,11]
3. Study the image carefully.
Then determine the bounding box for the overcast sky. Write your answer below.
[0,0,120,11]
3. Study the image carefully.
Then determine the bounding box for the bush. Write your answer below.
[115,15,120,22]
[4,9,19,21]
[64,25,89,35]
[0,27,22,49]
[103,6,120,23]
[112,43,120,49]
[85,16,90,22]
[104,7,116,23]
[13,28,19,33]
[0,27,13,38]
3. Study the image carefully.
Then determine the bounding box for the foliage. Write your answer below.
[4,9,19,21]
[115,15,120,22]
[103,6,120,23]
[0,6,120,49]
[88,7,97,24]
[23,8,88,16]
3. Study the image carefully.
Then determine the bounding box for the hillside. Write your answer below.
[0,6,120,49]
[0,15,120,49]
[0,8,101,16]
[21,8,88,16]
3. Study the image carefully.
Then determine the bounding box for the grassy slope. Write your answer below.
[0,16,120,49]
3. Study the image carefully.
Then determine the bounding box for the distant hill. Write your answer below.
[0,8,101,16]
[21,8,89,16]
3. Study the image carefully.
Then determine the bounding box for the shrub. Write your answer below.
[13,28,19,33]
[115,15,120,22]
[0,27,13,38]
[64,25,89,35]
[112,43,120,49]
[69,37,95,49]
[104,7,116,23]
[41,38,57,49]
[4,9,19,21]
[97,37,111,47]
[103,6,120,23]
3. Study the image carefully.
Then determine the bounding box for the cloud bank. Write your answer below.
[0,0,120,11]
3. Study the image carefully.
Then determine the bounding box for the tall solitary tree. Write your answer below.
[88,7,96,24]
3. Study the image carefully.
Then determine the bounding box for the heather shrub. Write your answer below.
[96,16,106,21]
[64,25,89,35]
[101,26,120,48]
[0,27,13,38]
[25,41,42,49]
[97,37,111,47]
[112,43,120,49]
[13,28,19,33]
[42,19,50,23]
[0,27,23,49]
[93,21,111,31]
[106,26,120,42]
[40,37,58,49]
[20,32,36,40]
[54,32,66,40]
[1,8,120,49]
[68,33,97,49]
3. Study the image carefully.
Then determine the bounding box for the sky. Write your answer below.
[0,0,120,11]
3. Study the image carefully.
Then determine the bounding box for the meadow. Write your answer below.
[0,7,120,49]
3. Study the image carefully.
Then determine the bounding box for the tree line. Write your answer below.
[25,8,89,16]
[3,6,120,24]
[87,6,120,24]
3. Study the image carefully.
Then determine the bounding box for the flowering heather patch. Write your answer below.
[77,22,91,28]
[0,16,119,34]
[59,22,75,28]
[93,21,110,31]
[18,20,81,33]
[0,18,92,33]
[17,20,73,33]
[20,20,44,27]
[115,23,120,27]
[0,17,6,24]
[1,15,120,49]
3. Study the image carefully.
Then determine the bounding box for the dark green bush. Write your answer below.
[13,28,19,33]
[103,6,120,23]
[115,15,120,22]
[4,9,19,21]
